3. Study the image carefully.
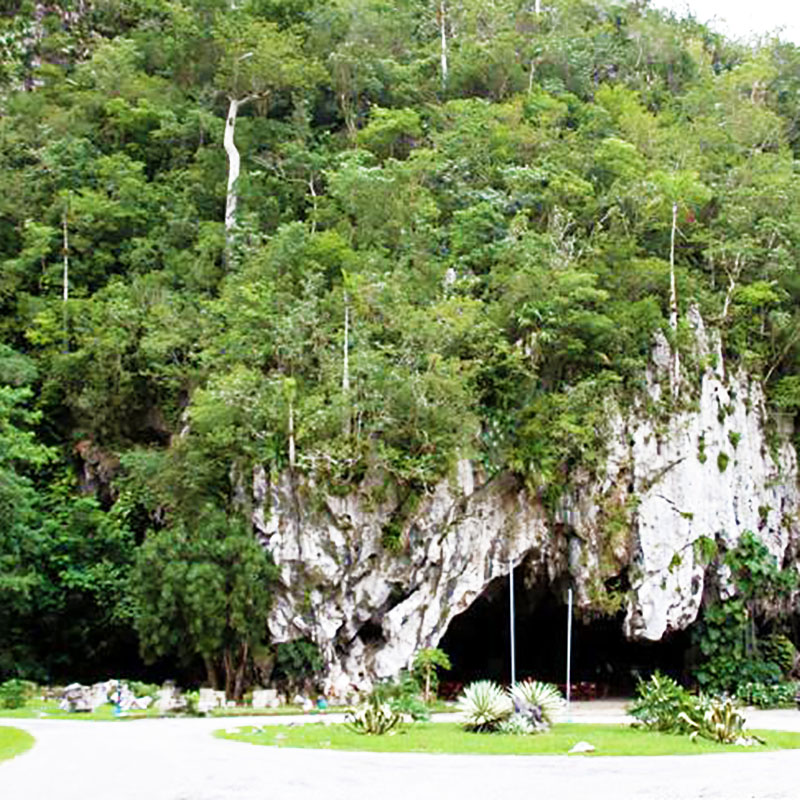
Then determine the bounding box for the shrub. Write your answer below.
[458,680,512,732]
[761,634,796,675]
[183,690,205,716]
[0,679,37,709]
[370,671,429,721]
[509,680,565,726]
[345,697,402,735]
[735,681,797,709]
[128,681,161,699]
[631,673,762,745]
[629,672,698,734]
[273,639,323,692]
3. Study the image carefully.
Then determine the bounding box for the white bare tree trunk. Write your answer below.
[62,198,69,351]
[224,97,241,234]
[62,201,69,304]
[343,293,351,437]
[439,1,448,89]
[669,201,680,396]
[288,399,296,470]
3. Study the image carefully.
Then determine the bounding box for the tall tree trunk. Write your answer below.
[288,397,296,469]
[233,641,249,702]
[224,97,241,236]
[669,201,680,397]
[223,647,235,700]
[439,1,448,90]
[204,655,220,690]
[62,197,69,352]
[343,292,351,437]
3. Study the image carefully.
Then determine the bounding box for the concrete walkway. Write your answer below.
[3,702,800,800]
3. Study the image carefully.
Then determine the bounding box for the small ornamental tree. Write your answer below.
[412,647,451,702]
[130,508,278,701]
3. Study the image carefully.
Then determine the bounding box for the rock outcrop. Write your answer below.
[254,313,800,694]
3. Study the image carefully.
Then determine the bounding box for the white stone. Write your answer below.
[251,689,278,709]
[568,741,596,754]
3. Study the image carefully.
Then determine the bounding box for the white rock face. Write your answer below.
[255,315,799,692]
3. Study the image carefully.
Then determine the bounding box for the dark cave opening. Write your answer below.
[438,563,694,697]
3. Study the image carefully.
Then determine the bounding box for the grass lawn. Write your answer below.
[0,700,161,721]
[0,726,35,762]
[0,699,313,721]
[215,722,800,757]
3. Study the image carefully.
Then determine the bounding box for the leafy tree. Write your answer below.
[130,508,278,699]
[412,646,451,702]
[0,346,136,680]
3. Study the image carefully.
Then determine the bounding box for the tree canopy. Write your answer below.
[3,0,800,684]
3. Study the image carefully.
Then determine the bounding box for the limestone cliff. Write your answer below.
[254,312,800,695]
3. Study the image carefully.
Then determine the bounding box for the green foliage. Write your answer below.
[5,0,800,686]
[629,672,699,735]
[693,535,718,565]
[694,599,783,691]
[412,647,451,702]
[735,681,797,709]
[357,107,422,159]
[369,671,429,722]
[344,696,402,735]
[130,509,278,699]
[693,532,797,693]
[680,696,756,745]
[631,673,761,745]
[127,680,161,700]
[458,680,512,733]
[717,451,730,473]
[0,680,36,710]
[273,639,324,691]
[761,634,797,674]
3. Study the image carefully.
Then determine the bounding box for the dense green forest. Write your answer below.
[3,0,800,691]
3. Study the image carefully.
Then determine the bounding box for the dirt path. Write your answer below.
[3,704,800,800]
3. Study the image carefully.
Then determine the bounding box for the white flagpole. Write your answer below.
[509,558,516,686]
[566,587,573,719]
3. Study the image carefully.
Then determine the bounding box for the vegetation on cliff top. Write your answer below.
[3,0,800,684]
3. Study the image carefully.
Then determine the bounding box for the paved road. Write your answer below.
[3,703,800,800]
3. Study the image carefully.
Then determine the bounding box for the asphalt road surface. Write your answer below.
[3,703,800,800]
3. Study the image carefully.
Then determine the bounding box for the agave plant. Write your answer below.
[679,696,762,745]
[496,712,537,735]
[458,680,513,732]
[344,697,402,735]
[509,680,565,726]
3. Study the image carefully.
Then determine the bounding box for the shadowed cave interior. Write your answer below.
[438,562,694,697]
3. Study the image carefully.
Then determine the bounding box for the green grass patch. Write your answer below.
[0,698,314,721]
[215,722,800,756]
[0,699,160,721]
[0,726,35,762]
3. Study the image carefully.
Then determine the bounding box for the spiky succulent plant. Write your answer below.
[509,680,565,726]
[458,680,513,732]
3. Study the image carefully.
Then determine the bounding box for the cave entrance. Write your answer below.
[438,562,693,698]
